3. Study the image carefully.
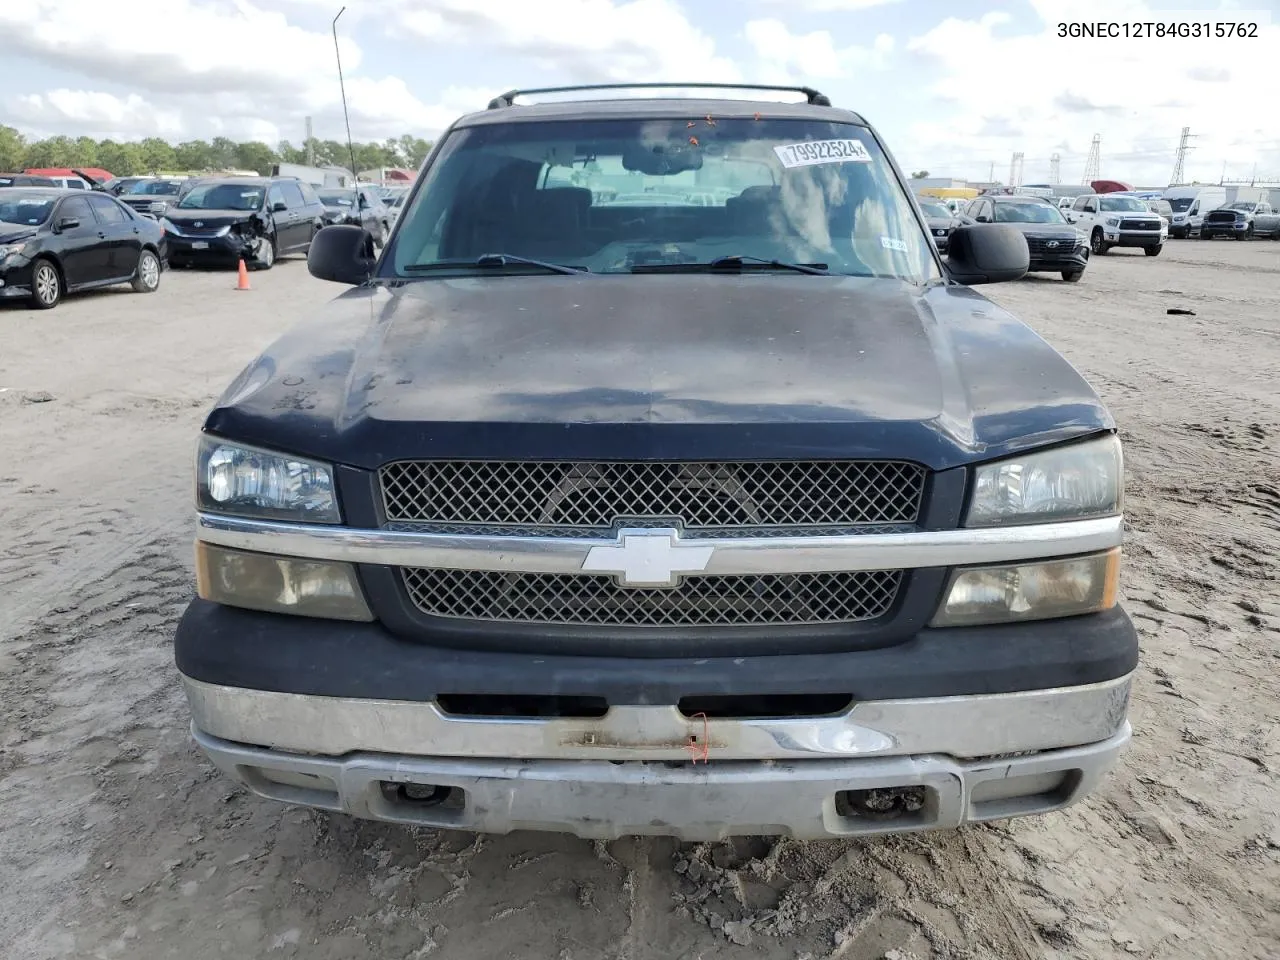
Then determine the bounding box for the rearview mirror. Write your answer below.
[945,224,1029,285]
[622,141,704,176]
[307,224,376,285]
[55,217,81,231]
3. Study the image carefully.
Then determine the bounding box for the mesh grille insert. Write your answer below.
[401,567,902,627]
[380,460,926,531]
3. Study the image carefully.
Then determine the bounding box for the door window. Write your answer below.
[280,181,306,208]
[297,182,320,206]
[88,195,128,223]
[268,184,288,210]
[59,196,93,224]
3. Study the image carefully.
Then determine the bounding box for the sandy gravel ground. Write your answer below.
[1,242,1277,960]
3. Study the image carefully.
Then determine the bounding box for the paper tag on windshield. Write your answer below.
[774,140,873,168]
[880,236,908,252]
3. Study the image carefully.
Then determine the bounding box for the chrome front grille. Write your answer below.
[379,460,927,533]
[401,567,902,626]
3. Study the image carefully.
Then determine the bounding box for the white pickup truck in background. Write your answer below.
[1067,194,1168,256]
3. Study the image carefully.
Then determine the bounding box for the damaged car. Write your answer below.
[161,176,323,270]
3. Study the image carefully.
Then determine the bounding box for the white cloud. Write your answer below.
[8,90,185,140]
[753,0,903,9]
[0,0,485,143]
[745,18,894,82]
[901,0,1280,185]
[389,0,742,83]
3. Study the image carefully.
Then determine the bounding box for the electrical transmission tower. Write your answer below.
[1009,152,1025,188]
[1081,134,1101,184]
[1170,127,1196,186]
[1049,153,1061,183]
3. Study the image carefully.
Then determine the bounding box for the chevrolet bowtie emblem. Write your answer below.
[581,529,714,586]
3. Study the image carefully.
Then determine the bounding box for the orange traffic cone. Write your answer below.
[235,258,250,291]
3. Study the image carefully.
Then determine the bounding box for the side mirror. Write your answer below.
[55,217,81,232]
[272,201,289,212]
[945,224,1029,286]
[974,215,990,223]
[1066,214,1077,223]
[307,224,376,285]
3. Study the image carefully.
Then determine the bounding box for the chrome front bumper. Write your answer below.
[183,673,1133,839]
[193,724,1131,840]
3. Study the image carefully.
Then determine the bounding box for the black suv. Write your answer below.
[964,194,1090,282]
[175,83,1136,841]
[160,176,324,269]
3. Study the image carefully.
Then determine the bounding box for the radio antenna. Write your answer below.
[332,7,359,184]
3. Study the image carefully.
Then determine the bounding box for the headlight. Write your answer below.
[1105,217,1120,227]
[196,436,340,523]
[159,217,176,233]
[931,549,1119,627]
[149,201,168,214]
[0,242,26,260]
[964,434,1122,528]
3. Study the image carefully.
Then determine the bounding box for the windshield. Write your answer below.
[177,183,265,211]
[319,190,356,207]
[0,191,58,225]
[994,200,1067,224]
[387,116,940,281]
[1098,196,1150,213]
[1226,202,1255,211]
[1168,198,1194,212]
[128,180,182,196]
[919,201,950,218]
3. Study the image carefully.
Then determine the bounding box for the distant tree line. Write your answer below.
[0,125,434,177]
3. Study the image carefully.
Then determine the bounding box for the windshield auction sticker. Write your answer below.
[774,140,873,168]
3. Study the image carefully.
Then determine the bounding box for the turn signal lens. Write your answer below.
[195,541,373,621]
[931,549,1120,628]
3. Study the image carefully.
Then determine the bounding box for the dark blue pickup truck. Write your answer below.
[174,84,1137,841]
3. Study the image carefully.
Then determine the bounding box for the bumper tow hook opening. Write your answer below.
[381,781,456,808]
[836,786,927,821]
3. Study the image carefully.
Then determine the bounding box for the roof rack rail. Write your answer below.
[486,83,832,110]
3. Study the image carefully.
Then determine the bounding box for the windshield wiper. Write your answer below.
[403,254,588,276]
[631,255,830,275]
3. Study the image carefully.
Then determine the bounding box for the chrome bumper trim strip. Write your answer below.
[195,512,1124,576]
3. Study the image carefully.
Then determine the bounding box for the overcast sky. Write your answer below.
[1,0,1275,186]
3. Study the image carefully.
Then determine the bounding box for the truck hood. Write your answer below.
[205,274,1113,471]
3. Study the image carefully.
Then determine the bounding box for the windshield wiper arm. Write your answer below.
[402,254,588,276]
[630,256,830,275]
[710,255,830,275]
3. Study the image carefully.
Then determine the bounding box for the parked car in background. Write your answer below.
[42,175,92,191]
[119,178,187,219]
[1146,199,1173,228]
[1199,200,1280,240]
[0,188,166,309]
[1163,186,1226,238]
[160,176,323,270]
[965,194,1089,281]
[1067,194,1166,256]
[916,197,962,253]
[1,173,59,188]
[97,176,153,197]
[317,185,391,245]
